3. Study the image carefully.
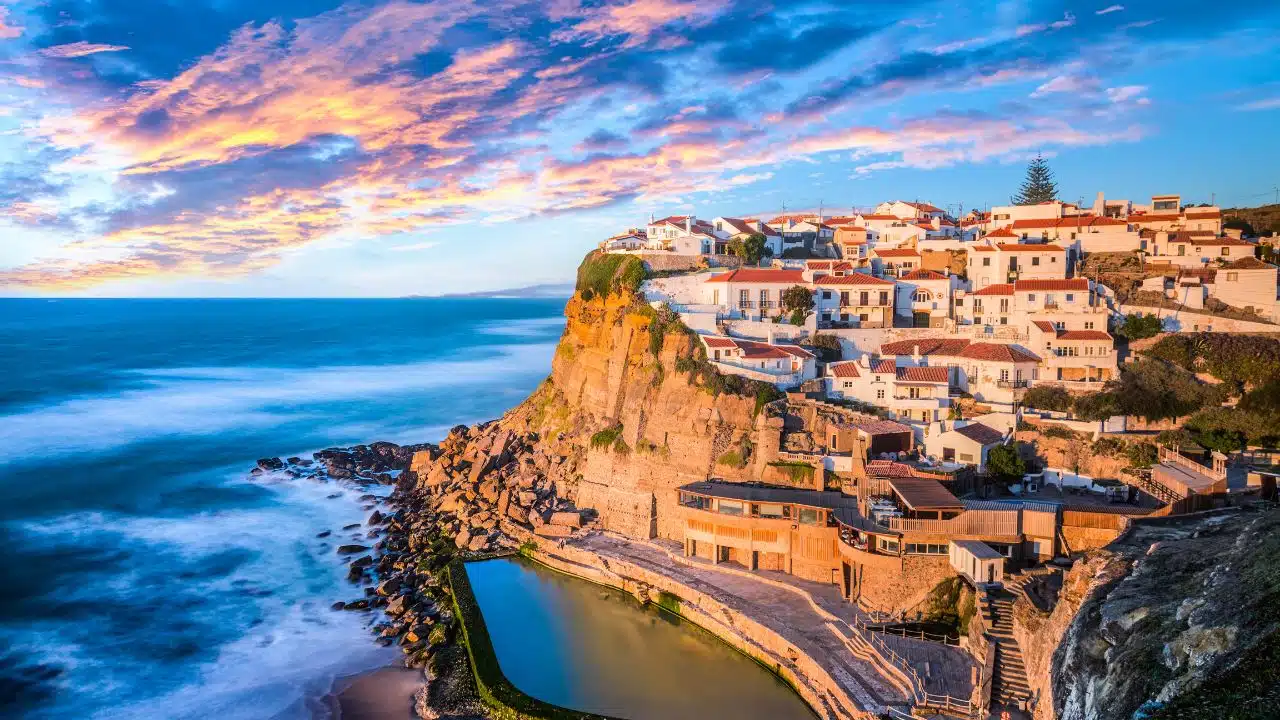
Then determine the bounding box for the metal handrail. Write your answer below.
[851,614,975,714]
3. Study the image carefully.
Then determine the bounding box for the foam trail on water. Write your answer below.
[0,342,554,462]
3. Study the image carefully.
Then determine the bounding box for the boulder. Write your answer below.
[377,578,402,596]
[506,504,528,523]
[527,508,545,527]
[256,457,285,472]
[467,535,489,552]
[549,511,583,528]
[497,489,511,518]
[337,544,370,554]
[455,528,472,550]
[517,491,537,508]
[386,595,410,616]
[534,524,573,538]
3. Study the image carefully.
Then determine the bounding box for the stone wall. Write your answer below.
[857,554,955,616]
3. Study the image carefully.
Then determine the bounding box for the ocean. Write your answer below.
[0,298,566,719]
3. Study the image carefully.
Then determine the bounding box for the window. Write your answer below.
[1051,257,1058,263]
[999,369,1009,382]
[1027,293,1036,302]
[822,290,832,300]
[879,291,890,305]
[1227,272,1239,281]
[876,389,885,400]
[859,291,869,305]
[955,298,964,307]
[756,503,788,519]
[759,289,769,306]
[983,258,991,267]
[739,289,749,305]
[1066,293,1074,302]
[908,386,922,399]
[1084,321,1094,330]
[904,543,947,555]
[680,493,710,510]
[717,500,745,516]
[1032,257,1040,266]
[843,381,853,388]
[840,291,850,305]
[878,538,900,554]
[913,290,930,302]
[1222,247,1231,256]
[798,508,822,526]
[959,452,974,462]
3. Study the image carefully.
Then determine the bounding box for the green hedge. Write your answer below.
[575,251,646,300]
[447,559,624,720]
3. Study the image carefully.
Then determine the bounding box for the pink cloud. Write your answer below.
[38,42,132,58]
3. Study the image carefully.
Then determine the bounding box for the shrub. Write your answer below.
[726,233,769,265]
[1155,428,1196,448]
[1043,424,1079,440]
[1106,359,1226,422]
[1118,313,1163,340]
[810,333,842,362]
[1092,437,1126,457]
[1196,428,1245,454]
[1125,442,1158,468]
[1023,385,1073,413]
[781,285,814,322]
[768,460,815,485]
[656,591,682,615]
[1072,391,1121,421]
[986,443,1026,482]
[589,425,623,450]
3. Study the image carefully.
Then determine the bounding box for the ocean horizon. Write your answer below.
[0,298,565,719]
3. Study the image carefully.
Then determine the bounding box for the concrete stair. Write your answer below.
[985,589,1032,706]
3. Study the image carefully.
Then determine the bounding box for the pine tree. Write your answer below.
[1011,154,1058,205]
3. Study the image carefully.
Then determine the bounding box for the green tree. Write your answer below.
[1023,385,1073,412]
[781,285,814,325]
[1119,313,1163,340]
[1011,154,1058,205]
[986,443,1026,482]
[809,333,842,362]
[727,233,771,265]
[1223,218,1254,236]
[1196,427,1245,454]
[1072,391,1121,421]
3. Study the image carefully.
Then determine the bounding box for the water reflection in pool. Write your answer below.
[466,557,816,720]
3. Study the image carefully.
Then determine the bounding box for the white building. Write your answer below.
[875,200,948,221]
[966,241,1068,288]
[895,269,955,329]
[924,421,1008,470]
[702,268,809,320]
[879,338,1042,407]
[713,217,784,258]
[701,335,817,388]
[813,272,897,328]
[645,215,719,255]
[825,358,952,425]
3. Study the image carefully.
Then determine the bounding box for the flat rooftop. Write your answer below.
[678,481,859,510]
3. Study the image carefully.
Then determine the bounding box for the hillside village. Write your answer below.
[565,186,1280,717]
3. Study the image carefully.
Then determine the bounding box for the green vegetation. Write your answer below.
[1067,360,1225,424]
[448,560,624,720]
[1126,442,1159,469]
[809,333,842,362]
[671,344,783,413]
[1023,385,1073,413]
[1119,312,1164,340]
[780,284,814,325]
[986,443,1026,482]
[1043,424,1079,440]
[1223,202,1279,237]
[1147,334,1280,388]
[768,460,815,485]
[717,434,754,469]
[638,302,684,358]
[575,251,646,300]
[656,591,682,615]
[589,425,623,450]
[1011,154,1058,205]
[726,233,772,265]
[920,576,977,636]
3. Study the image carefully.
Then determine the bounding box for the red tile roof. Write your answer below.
[829,361,861,378]
[874,248,921,258]
[996,243,1066,252]
[901,269,948,281]
[1013,278,1089,291]
[880,338,971,357]
[736,340,814,360]
[970,244,997,252]
[1222,257,1275,270]
[1128,214,1181,222]
[702,336,738,348]
[973,283,1014,296]
[872,359,897,374]
[1185,211,1222,220]
[859,214,900,221]
[953,422,1005,445]
[1057,330,1113,341]
[813,273,895,286]
[986,227,1018,238]
[704,269,806,284]
[1032,320,1056,333]
[1010,216,1130,230]
[958,343,1040,363]
[896,366,949,383]
[852,420,914,436]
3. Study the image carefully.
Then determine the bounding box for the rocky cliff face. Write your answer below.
[1015,505,1280,720]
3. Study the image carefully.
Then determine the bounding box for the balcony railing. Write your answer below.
[737,301,756,309]
[996,380,1030,389]
[1042,301,1060,309]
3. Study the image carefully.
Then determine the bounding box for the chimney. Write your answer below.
[649,211,655,224]
[913,344,921,362]
[685,216,693,233]
[1093,191,1105,216]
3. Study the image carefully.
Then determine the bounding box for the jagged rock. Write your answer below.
[256,457,285,471]
[455,528,472,550]
[377,578,402,596]
[467,534,490,552]
[386,595,409,616]
[330,601,346,610]
[507,504,528,523]
[316,530,331,538]
[368,510,384,525]
[337,544,370,554]
[497,489,511,518]
[517,491,537,508]
[343,599,371,611]
[527,508,545,527]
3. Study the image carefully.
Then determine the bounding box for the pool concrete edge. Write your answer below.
[514,541,871,720]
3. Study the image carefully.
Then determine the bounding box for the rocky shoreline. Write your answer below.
[253,420,596,719]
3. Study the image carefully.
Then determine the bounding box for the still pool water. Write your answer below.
[465,557,817,720]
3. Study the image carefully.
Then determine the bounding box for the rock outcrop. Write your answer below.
[1014,505,1280,720]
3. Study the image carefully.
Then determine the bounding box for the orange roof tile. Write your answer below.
[995,243,1065,252]
[986,227,1018,238]
[1057,330,1113,341]
[872,359,897,374]
[973,283,1014,296]
[958,343,1040,363]
[1013,278,1089,291]
[896,366,949,383]
[829,361,861,378]
[874,248,921,258]
[704,269,806,284]
[880,338,971,357]
[813,273,895,286]
[901,269,948,281]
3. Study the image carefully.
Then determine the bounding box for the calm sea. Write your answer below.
[0,298,565,719]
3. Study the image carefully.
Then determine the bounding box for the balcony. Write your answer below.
[737,301,756,309]
[1042,301,1060,310]
[996,380,1030,389]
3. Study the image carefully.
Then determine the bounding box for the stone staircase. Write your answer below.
[984,589,1031,708]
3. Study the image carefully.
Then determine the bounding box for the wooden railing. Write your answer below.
[888,509,1020,537]
[851,614,976,717]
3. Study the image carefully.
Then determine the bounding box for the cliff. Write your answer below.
[1014,505,1280,720]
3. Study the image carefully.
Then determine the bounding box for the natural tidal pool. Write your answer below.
[465,557,816,720]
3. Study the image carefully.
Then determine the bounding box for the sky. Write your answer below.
[0,0,1277,297]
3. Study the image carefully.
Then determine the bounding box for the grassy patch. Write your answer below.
[575,251,646,300]
[589,425,623,450]
[768,460,815,485]
[656,591,682,615]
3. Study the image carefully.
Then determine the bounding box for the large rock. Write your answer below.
[517,491,537,508]
[455,528,472,550]
[549,511,583,528]
[256,457,285,471]
[534,524,573,538]
[467,534,490,552]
